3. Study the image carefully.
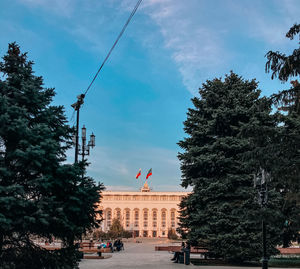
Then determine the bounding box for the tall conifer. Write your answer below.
[265,23,300,246]
[178,72,284,262]
[0,43,103,268]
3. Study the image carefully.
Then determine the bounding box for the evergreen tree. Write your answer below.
[178,72,285,262]
[265,23,300,247]
[0,43,104,268]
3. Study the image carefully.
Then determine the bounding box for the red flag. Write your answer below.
[136,168,141,179]
[146,168,152,179]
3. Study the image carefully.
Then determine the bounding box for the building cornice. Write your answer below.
[102,191,190,195]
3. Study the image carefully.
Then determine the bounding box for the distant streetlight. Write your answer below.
[254,168,270,269]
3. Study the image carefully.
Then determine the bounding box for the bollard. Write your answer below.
[184,248,190,265]
[179,253,184,264]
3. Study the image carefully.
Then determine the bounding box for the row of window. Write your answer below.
[106,209,176,228]
[103,195,183,201]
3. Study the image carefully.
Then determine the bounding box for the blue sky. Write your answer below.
[0,0,299,191]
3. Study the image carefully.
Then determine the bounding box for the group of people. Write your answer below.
[171,242,191,263]
[97,239,124,252]
[98,241,113,252]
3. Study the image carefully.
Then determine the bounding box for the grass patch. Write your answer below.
[191,257,300,267]
[269,257,300,267]
[190,259,259,267]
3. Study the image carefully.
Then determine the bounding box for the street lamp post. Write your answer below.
[71,94,85,163]
[78,125,95,162]
[254,168,269,269]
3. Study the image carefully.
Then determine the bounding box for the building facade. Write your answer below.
[98,183,189,237]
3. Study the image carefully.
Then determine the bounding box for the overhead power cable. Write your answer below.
[84,0,143,96]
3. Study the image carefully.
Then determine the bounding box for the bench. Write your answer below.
[80,242,95,248]
[155,246,208,253]
[155,245,209,259]
[40,244,112,259]
[79,247,112,258]
[156,246,300,258]
[277,248,300,255]
[41,246,61,250]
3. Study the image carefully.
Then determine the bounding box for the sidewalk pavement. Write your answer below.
[79,239,291,269]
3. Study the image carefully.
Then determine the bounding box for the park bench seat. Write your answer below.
[155,246,208,254]
[79,247,111,253]
[277,248,300,255]
[155,246,300,257]
[41,246,61,250]
[79,247,112,259]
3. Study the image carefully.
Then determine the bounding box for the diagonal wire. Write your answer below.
[84,0,143,96]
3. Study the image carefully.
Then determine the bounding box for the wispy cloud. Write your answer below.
[139,0,225,95]
[17,0,300,95]
[227,0,299,47]
[18,0,226,95]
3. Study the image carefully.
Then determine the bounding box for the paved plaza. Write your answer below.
[79,239,291,269]
[79,238,179,269]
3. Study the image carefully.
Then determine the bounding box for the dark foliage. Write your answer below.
[178,72,285,262]
[1,236,79,269]
[265,24,300,246]
[265,24,300,82]
[0,43,104,268]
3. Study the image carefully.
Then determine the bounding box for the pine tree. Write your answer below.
[265,23,300,247]
[178,72,285,262]
[0,43,104,268]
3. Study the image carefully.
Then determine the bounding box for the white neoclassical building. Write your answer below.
[98,182,189,237]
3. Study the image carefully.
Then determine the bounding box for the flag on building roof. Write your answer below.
[146,168,152,179]
[136,168,141,179]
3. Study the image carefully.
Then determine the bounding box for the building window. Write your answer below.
[125,210,130,228]
[171,211,175,219]
[153,222,157,228]
[126,210,130,220]
[134,210,139,227]
[153,211,157,221]
[143,211,148,221]
[143,209,148,228]
[161,210,166,228]
[106,209,112,227]
[170,210,176,228]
